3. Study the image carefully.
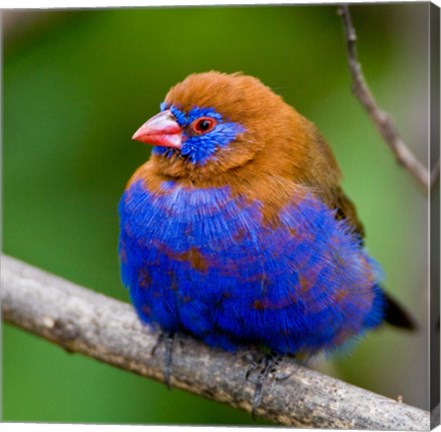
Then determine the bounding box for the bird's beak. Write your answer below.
[132,110,183,149]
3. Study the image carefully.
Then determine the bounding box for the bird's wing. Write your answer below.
[314,184,417,330]
[287,126,417,330]
[324,186,366,240]
[285,125,365,240]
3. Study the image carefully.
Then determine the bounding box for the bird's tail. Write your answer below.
[382,290,417,330]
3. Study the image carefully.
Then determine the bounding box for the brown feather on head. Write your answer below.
[161,72,340,185]
[157,71,293,181]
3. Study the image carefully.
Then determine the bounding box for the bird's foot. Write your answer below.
[245,351,286,420]
[151,331,175,389]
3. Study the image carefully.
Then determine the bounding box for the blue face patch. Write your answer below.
[153,103,245,165]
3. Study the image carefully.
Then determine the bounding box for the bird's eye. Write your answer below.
[191,117,217,135]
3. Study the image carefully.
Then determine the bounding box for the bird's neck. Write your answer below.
[143,148,257,187]
[129,158,311,228]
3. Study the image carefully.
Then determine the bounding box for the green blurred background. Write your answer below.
[2,3,431,424]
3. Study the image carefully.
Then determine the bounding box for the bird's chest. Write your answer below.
[119,179,293,331]
[119,179,269,285]
[119,178,377,351]
[119,178,332,303]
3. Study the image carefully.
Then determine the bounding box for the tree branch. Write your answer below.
[1,254,429,429]
[338,4,439,193]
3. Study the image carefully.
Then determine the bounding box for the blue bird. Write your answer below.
[119,71,415,414]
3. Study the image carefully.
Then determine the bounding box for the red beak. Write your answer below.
[132,110,183,149]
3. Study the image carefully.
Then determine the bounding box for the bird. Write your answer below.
[118,71,415,415]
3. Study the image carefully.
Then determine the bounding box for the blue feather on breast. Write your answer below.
[119,179,384,355]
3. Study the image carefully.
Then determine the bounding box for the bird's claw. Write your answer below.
[151,332,165,356]
[245,352,285,420]
[151,331,175,389]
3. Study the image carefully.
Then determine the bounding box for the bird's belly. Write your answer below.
[119,180,383,354]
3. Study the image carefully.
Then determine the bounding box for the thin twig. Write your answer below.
[338,4,439,193]
[1,254,429,429]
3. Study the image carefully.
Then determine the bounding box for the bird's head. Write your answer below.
[132,71,340,187]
